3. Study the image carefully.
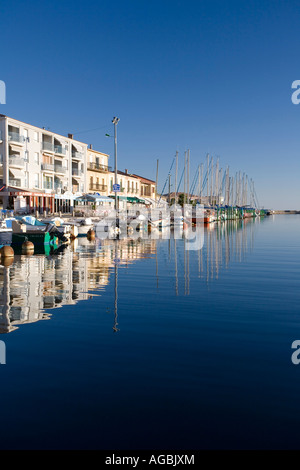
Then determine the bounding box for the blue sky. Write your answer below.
[1,0,300,209]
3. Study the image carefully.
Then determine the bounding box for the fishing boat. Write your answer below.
[11,217,68,246]
[204,209,216,224]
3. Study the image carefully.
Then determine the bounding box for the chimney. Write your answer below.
[125,169,128,174]
[68,133,73,139]
[89,144,93,149]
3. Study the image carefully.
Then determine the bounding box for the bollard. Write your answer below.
[87,229,95,240]
[22,240,34,255]
[0,245,14,260]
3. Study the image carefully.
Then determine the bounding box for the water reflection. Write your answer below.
[0,217,262,334]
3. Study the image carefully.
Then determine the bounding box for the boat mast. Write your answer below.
[155,159,159,207]
[184,151,187,204]
[174,150,178,206]
[187,149,190,204]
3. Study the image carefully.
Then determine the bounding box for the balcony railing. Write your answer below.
[42,141,55,152]
[89,184,107,191]
[8,132,24,144]
[72,152,83,160]
[72,168,83,177]
[54,146,66,156]
[87,163,110,172]
[54,165,66,174]
[43,182,53,190]
[9,155,25,167]
[9,178,22,187]
[42,163,54,171]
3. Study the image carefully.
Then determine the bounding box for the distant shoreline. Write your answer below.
[272,210,300,214]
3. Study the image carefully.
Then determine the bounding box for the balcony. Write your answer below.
[9,178,22,187]
[54,165,67,174]
[54,146,66,156]
[8,132,24,144]
[72,152,83,160]
[42,163,54,172]
[42,141,55,152]
[9,155,25,168]
[43,182,53,190]
[87,163,110,172]
[72,168,83,177]
[89,184,107,191]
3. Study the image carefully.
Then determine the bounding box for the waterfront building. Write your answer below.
[0,114,157,214]
[0,115,87,213]
[131,174,156,201]
[86,145,110,196]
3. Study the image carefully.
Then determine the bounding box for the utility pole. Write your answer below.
[112,117,120,212]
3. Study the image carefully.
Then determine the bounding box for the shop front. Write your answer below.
[5,189,55,214]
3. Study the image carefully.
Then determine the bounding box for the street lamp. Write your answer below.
[112,117,120,212]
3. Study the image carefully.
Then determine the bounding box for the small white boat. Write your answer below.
[63,218,94,237]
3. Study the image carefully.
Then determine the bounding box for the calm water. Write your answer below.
[0,215,300,449]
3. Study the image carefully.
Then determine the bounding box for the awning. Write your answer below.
[72,176,81,182]
[9,168,23,178]
[55,194,74,200]
[108,195,145,203]
[75,194,112,202]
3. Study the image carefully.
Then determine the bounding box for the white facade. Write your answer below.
[0,114,88,211]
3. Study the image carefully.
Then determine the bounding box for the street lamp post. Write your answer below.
[112,117,120,212]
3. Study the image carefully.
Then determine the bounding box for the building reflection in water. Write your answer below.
[0,216,260,334]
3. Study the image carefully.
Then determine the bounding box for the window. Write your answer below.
[128,181,130,192]
[43,175,53,190]
[24,150,29,162]
[34,152,39,164]
[34,131,39,142]
[96,157,99,166]
[34,174,39,188]
[23,129,29,141]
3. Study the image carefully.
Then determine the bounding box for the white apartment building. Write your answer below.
[0,115,87,213]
